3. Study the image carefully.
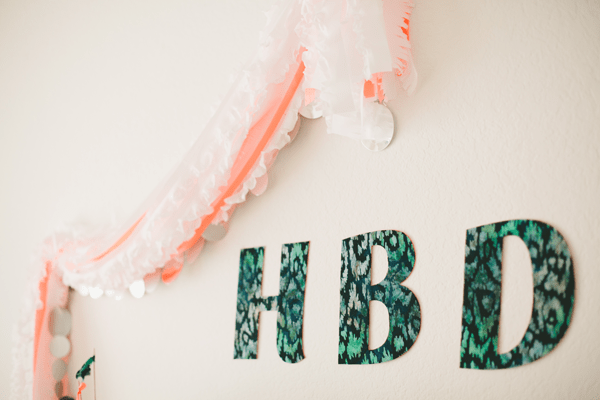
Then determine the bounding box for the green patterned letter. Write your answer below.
[460,220,575,369]
[234,242,309,363]
[338,230,421,364]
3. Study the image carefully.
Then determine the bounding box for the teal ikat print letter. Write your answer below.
[460,220,575,369]
[234,242,309,363]
[338,230,421,364]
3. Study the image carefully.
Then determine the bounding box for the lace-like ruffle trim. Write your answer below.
[10,256,51,400]
[55,0,304,292]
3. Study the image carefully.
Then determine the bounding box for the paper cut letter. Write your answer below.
[460,220,575,369]
[234,242,309,363]
[338,230,421,364]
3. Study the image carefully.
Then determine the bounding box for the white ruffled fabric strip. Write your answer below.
[217,90,304,222]
[382,0,417,94]
[302,0,416,142]
[345,0,394,80]
[10,264,44,400]
[55,0,305,293]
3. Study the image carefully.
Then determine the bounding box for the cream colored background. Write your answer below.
[1,0,599,398]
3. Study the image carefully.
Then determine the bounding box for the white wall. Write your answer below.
[1,0,599,398]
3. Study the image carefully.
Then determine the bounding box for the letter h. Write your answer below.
[233,242,309,363]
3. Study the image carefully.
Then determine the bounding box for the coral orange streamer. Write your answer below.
[90,212,147,262]
[178,48,306,253]
[363,80,375,98]
[33,262,51,375]
[161,258,184,284]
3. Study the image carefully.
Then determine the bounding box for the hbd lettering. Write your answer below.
[232,219,574,369]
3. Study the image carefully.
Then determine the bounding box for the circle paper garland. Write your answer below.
[48,307,72,397]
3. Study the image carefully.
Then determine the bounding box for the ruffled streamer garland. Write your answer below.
[11,0,416,398]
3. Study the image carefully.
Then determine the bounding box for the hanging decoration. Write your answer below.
[11,0,417,398]
[74,355,95,400]
[75,355,95,382]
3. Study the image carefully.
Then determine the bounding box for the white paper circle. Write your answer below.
[202,224,228,242]
[52,359,67,380]
[361,138,391,151]
[89,287,103,299]
[55,380,63,397]
[361,102,394,152]
[49,308,72,336]
[49,336,71,358]
[76,286,89,297]
[129,279,145,299]
[299,100,323,119]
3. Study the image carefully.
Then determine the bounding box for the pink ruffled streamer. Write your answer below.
[12,1,417,398]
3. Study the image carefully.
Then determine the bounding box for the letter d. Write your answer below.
[460,220,575,369]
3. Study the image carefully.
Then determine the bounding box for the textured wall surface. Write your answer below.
[1,0,599,398]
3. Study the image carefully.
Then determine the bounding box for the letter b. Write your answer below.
[338,230,421,364]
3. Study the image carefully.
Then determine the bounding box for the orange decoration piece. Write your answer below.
[363,79,376,99]
[161,257,184,284]
[76,382,87,400]
[401,18,410,40]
